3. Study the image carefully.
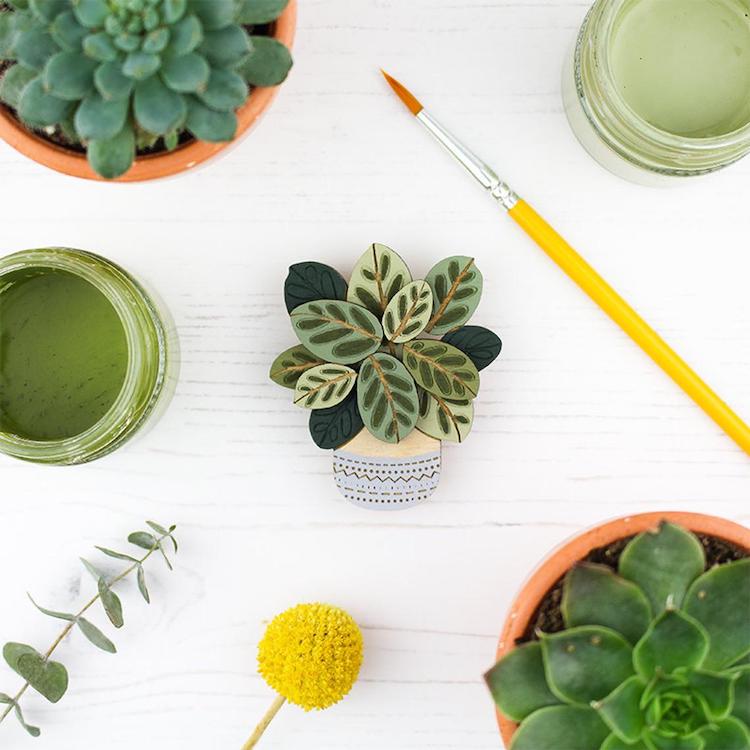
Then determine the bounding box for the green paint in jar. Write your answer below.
[0,248,176,464]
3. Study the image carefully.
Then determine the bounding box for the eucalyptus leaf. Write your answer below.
[158,543,174,571]
[3,642,38,674]
[95,546,138,562]
[416,389,473,443]
[77,618,116,654]
[357,353,419,443]
[269,344,325,389]
[424,256,483,335]
[347,244,412,317]
[16,652,68,703]
[137,564,150,604]
[290,300,383,365]
[14,703,40,737]
[80,558,107,583]
[128,531,158,550]
[294,364,357,410]
[442,325,503,371]
[97,579,124,629]
[403,339,480,400]
[146,521,168,536]
[0,693,12,704]
[308,390,364,450]
[382,280,433,343]
[27,594,76,622]
[284,262,348,313]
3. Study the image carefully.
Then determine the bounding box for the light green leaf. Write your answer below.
[97,578,124,629]
[416,389,473,443]
[158,543,173,571]
[647,735,704,750]
[128,531,158,550]
[684,559,750,670]
[3,642,38,673]
[0,693,12,704]
[357,353,419,444]
[619,521,705,614]
[732,667,750,726]
[13,703,40,738]
[137,564,150,604]
[424,256,483,335]
[95,546,138,562]
[80,557,107,582]
[88,123,136,178]
[240,36,292,87]
[510,705,610,750]
[593,675,646,744]
[541,626,635,704]
[382,280,433,343]
[562,563,652,645]
[290,300,383,365]
[27,594,75,622]
[269,344,325,389]
[77,618,116,654]
[485,642,560,722]
[347,243,412,317]
[633,610,709,679]
[294,364,357,410]
[403,339,480,400]
[601,736,649,750]
[146,521,168,536]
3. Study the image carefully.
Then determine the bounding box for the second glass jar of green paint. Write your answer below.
[564,0,750,181]
[0,248,177,465]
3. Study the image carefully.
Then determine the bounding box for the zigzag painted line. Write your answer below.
[333,469,441,483]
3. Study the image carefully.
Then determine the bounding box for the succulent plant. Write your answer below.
[486,522,750,750]
[0,0,293,178]
[269,244,503,449]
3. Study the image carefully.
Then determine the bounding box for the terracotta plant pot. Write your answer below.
[494,511,750,749]
[0,0,297,182]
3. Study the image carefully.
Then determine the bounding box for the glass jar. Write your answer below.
[563,0,750,183]
[0,248,177,465]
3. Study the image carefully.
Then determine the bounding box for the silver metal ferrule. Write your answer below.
[417,110,519,210]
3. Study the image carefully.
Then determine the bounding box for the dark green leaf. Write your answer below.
[0,64,36,109]
[688,670,736,719]
[137,564,150,604]
[3,642,38,673]
[128,531,158,550]
[17,77,73,126]
[347,243,412,317]
[269,344,325,389]
[161,52,210,93]
[77,618,116,654]
[237,0,289,24]
[200,25,250,68]
[30,0,67,22]
[88,123,136,178]
[733,667,750,726]
[633,610,709,678]
[239,36,292,87]
[357,353,419,443]
[197,67,247,110]
[27,594,75,622]
[442,325,502,371]
[284,262,348,313]
[485,642,560,722]
[541,626,635,704]
[684,559,750,670]
[97,578,124,628]
[12,648,68,703]
[562,563,652,645]
[510,705,610,750]
[699,717,750,750]
[593,675,645,744]
[295,364,357,410]
[134,75,187,134]
[185,96,237,141]
[309,390,364,450]
[424,256,483,335]
[75,90,129,139]
[403,339,480,400]
[191,0,236,30]
[619,521,705,614]
[95,546,138,562]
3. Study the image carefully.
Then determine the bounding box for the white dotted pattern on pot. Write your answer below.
[332,449,441,510]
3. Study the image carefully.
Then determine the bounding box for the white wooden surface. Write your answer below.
[1,1,749,748]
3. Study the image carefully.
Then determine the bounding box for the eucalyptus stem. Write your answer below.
[0,532,170,727]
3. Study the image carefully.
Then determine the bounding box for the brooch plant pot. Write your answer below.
[270,243,503,510]
[0,0,296,181]
[486,512,750,750]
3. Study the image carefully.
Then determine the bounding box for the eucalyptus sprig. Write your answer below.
[0,520,178,738]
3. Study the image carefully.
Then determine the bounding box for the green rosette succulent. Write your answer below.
[269,243,503,449]
[0,0,293,178]
[486,522,750,750]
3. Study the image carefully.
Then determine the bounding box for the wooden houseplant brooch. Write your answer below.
[270,244,502,509]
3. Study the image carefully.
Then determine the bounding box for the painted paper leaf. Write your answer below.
[290,300,383,364]
[442,325,502,371]
[309,390,363,449]
[403,339,480,400]
[382,280,433,343]
[347,243,412,317]
[417,388,473,443]
[357,353,419,443]
[269,344,324,389]
[424,256,483,334]
[284,261,348,313]
[294,364,357,410]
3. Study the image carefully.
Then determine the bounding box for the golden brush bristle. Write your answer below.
[381,70,423,115]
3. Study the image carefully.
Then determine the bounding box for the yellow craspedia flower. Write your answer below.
[257,603,363,712]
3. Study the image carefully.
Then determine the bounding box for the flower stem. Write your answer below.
[242,694,286,750]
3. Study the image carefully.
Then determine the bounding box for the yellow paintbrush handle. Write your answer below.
[508,199,750,456]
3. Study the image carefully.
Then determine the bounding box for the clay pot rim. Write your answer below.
[0,0,297,182]
[495,511,750,748]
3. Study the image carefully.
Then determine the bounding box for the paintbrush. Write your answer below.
[381,71,750,456]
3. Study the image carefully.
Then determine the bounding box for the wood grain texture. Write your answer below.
[0,0,748,747]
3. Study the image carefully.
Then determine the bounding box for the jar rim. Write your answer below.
[0,248,168,464]
[575,0,750,175]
